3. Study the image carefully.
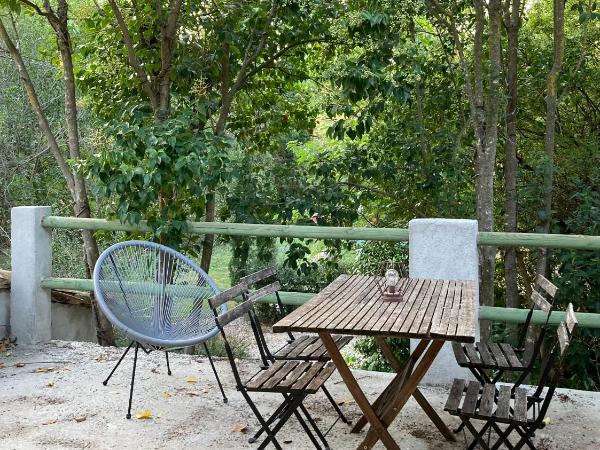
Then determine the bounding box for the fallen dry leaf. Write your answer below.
[162,391,172,399]
[0,342,6,353]
[185,375,198,383]
[75,416,87,423]
[186,390,201,397]
[135,410,153,420]
[231,423,248,433]
[46,381,54,387]
[0,363,5,369]
[15,363,25,368]
[42,418,58,425]
[202,389,208,394]
[35,367,54,373]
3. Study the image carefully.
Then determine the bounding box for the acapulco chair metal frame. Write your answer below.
[93,240,227,419]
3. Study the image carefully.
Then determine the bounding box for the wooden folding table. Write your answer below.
[273,274,476,450]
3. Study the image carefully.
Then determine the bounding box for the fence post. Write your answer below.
[409,218,480,385]
[10,206,53,344]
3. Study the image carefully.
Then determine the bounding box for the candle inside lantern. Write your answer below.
[385,268,399,294]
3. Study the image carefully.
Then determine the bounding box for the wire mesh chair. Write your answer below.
[93,240,227,418]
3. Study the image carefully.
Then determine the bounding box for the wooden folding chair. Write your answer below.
[452,274,558,386]
[209,288,336,449]
[445,303,577,450]
[239,267,352,424]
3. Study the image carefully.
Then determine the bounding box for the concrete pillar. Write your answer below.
[10,206,52,344]
[409,218,480,385]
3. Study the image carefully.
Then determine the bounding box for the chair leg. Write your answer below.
[293,407,323,450]
[126,343,140,419]
[242,391,284,450]
[249,396,291,443]
[321,384,351,425]
[299,402,330,450]
[102,341,134,386]
[165,351,172,376]
[257,394,304,450]
[491,423,517,450]
[463,418,492,450]
[513,425,537,450]
[203,342,227,403]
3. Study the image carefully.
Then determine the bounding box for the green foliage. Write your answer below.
[349,337,409,372]
[84,106,233,247]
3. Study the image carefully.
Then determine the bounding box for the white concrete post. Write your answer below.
[10,206,53,344]
[409,218,480,385]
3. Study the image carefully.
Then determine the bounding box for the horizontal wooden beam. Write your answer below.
[40,277,314,306]
[40,277,600,328]
[41,216,410,242]
[42,216,600,250]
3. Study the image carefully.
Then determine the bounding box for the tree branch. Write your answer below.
[107,0,159,108]
[0,17,75,195]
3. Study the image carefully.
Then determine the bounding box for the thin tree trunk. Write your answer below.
[537,0,566,277]
[476,0,502,343]
[2,9,115,345]
[504,0,521,344]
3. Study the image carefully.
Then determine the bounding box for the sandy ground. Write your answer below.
[1,340,599,450]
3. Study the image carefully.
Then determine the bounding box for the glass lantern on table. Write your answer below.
[376,261,409,301]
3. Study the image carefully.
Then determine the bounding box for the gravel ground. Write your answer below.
[1,340,599,450]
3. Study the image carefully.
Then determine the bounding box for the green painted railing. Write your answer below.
[41,215,600,329]
[42,216,600,249]
[41,276,600,329]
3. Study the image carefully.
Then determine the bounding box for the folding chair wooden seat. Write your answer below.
[445,303,577,450]
[209,294,333,450]
[239,267,352,423]
[452,274,558,386]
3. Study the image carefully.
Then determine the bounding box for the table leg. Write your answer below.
[359,340,445,450]
[319,332,400,450]
[351,339,429,433]
[376,337,456,442]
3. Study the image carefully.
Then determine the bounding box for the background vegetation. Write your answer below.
[0,0,598,389]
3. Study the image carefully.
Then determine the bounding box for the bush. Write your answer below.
[348,337,410,372]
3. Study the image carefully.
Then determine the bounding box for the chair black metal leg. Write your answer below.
[293,407,322,450]
[258,395,303,450]
[321,385,351,425]
[299,403,330,450]
[203,342,227,403]
[491,423,516,450]
[165,351,172,376]
[102,341,134,386]
[513,425,536,450]
[249,396,290,443]
[463,418,492,450]
[242,391,284,450]
[126,343,139,419]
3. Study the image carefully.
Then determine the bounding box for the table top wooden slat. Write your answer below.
[273,275,476,342]
[301,275,369,330]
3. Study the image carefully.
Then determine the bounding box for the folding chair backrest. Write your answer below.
[212,298,254,388]
[520,274,558,352]
[209,282,248,309]
[534,305,577,426]
[241,267,294,343]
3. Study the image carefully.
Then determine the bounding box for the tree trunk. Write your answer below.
[55,2,114,345]
[475,0,502,343]
[2,9,115,345]
[200,45,232,274]
[504,0,521,344]
[537,0,566,277]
